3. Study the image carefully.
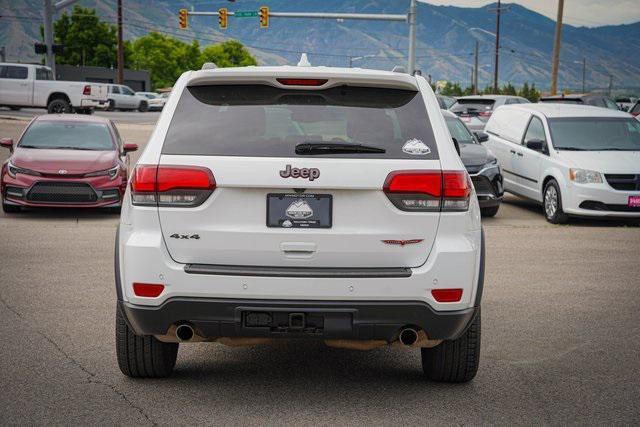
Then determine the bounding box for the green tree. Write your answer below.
[130,32,201,89]
[49,6,121,68]
[201,40,257,68]
[501,82,517,96]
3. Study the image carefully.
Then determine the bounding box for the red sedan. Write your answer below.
[1,114,137,213]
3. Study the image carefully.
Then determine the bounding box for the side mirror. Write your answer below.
[474,132,489,143]
[526,139,545,151]
[123,143,138,153]
[0,138,14,152]
[452,137,461,156]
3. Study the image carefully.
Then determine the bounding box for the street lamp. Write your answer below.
[574,58,586,93]
[348,54,378,68]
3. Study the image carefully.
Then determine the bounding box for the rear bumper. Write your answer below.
[119,298,478,341]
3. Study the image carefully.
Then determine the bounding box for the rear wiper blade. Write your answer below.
[18,145,45,149]
[556,147,587,151]
[52,146,95,150]
[295,142,386,155]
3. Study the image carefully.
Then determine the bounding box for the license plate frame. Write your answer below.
[266,193,333,228]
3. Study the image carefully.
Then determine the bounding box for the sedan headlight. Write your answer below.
[7,161,41,178]
[569,168,602,184]
[85,164,120,180]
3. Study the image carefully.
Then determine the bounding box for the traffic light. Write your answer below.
[218,8,228,29]
[259,6,269,28]
[178,8,188,29]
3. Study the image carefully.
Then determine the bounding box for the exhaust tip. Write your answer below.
[399,328,419,346]
[176,324,194,342]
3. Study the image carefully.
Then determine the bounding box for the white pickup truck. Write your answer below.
[0,62,108,114]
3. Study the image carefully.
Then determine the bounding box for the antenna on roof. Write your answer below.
[297,53,311,67]
[392,65,406,73]
[201,62,217,70]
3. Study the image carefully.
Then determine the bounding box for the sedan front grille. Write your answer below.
[605,174,640,191]
[26,182,98,204]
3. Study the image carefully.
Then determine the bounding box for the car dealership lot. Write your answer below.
[0,118,639,424]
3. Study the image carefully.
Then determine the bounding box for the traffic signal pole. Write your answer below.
[186,3,416,73]
[42,0,81,76]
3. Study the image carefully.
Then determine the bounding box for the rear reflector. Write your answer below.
[83,85,91,95]
[383,170,471,212]
[276,78,328,86]
[133,283,165,298]
[131,165,215,207]
[431,288,463,303]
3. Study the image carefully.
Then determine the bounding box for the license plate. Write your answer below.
[629,196,640,207]
[267,193,332,228]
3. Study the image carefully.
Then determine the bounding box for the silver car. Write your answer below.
[106,84,148,112]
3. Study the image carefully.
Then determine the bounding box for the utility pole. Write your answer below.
[608,75,613,96]
[117,0,124,84]
[490,0,506,93]
[474,40,479,94]
[550,0,564,95]
[408,0,417,74]
[581,57,586,93]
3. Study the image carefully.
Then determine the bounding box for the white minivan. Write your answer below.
[484,103,640,223]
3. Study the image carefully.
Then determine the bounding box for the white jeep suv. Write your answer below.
[115,65,484,382]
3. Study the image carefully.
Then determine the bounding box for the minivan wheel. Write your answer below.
[543,179,569,224]
[421,308,481,383]
[138,101,148,112]
[116,306,178,378]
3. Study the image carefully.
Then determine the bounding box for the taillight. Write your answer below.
[276,78,328,86]
[431,288,463,303]
[130,165,215,207]
[383,170,471,212]
[133,283,164,298]
[83,85,91,95]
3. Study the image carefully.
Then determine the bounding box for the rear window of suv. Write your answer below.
[450,99,496,113]
[162,84,438,159]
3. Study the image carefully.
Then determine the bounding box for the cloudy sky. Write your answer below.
[419,0,640,26]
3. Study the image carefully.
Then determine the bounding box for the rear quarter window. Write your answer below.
[162,84,439,160]
[485,108,531,143]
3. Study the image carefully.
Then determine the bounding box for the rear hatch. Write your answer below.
[450,98,495,123]
[149,81,443,268]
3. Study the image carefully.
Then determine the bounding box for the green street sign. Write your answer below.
[234,11,258,18]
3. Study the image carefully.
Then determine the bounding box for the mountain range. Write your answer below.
[2,0,639,91]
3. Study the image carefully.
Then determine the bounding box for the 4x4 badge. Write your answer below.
[279,165,320,181]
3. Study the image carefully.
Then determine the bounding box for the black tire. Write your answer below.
[138,101,148,112]
[480,205,500,217]
[421,308,481,383]
[106,205,121,214]
[116,305,178,378]
[9,106,21,111]
[543,179,569,224]
[2,200,21,213]
[106,99,116,111]
[47,98,72,114]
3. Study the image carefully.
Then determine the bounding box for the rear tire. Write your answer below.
[2,200,21,213]
[138,101,148,112]
[480,205,499,217]
[543,179,569,224]
[116,305,178,378]
[47,98,72,114]
[106,99,115,111]
[421,308,481,383]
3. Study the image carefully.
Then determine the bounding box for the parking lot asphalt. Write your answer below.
[0,107,161,125]
[0,118,639,425]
